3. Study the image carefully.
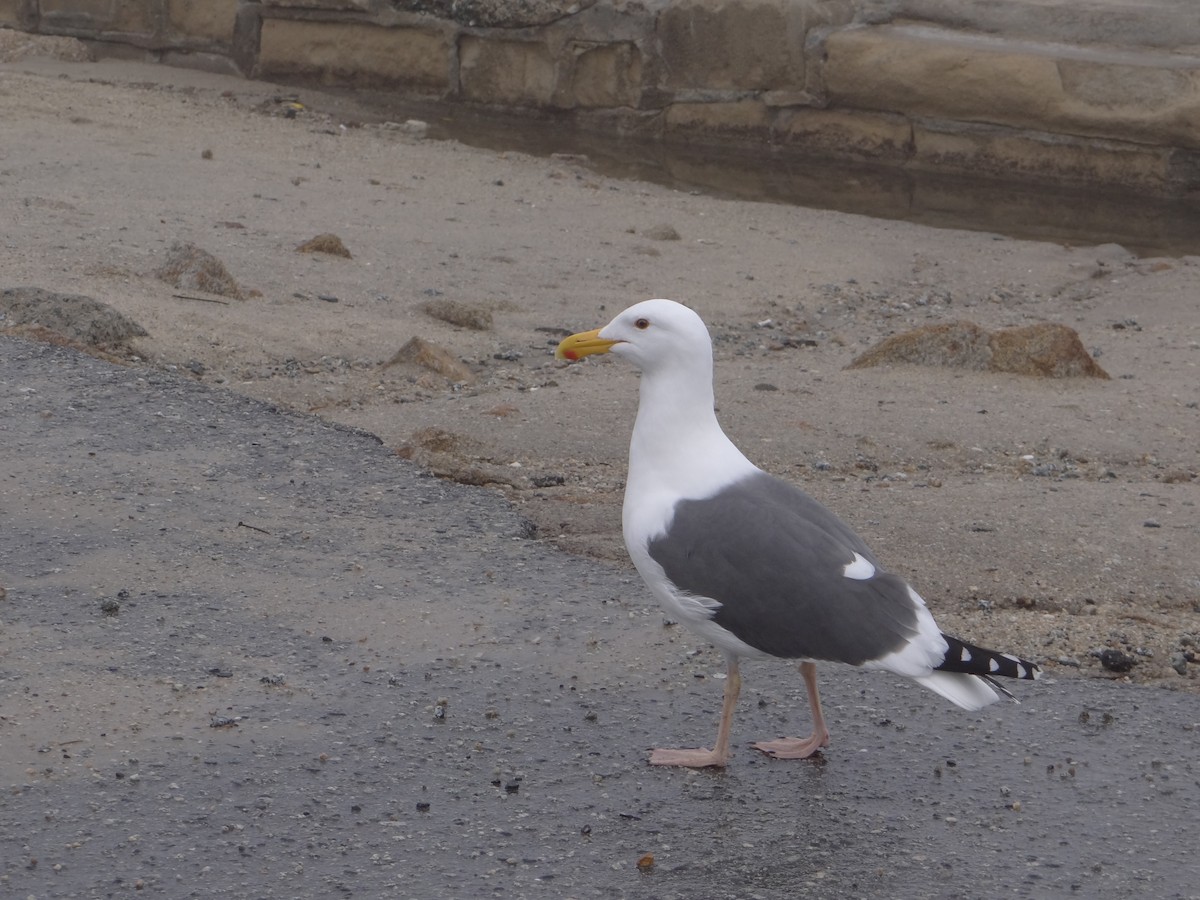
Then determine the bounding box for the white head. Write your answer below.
[556,299,714,378]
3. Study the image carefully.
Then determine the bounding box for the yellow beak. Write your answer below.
[555,327,618,361]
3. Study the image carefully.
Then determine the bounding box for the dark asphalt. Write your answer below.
[2,335,1198,899]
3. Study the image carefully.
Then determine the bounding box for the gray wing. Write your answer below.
[647,471,923,664]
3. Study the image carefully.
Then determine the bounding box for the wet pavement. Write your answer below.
[1,335,1198,899]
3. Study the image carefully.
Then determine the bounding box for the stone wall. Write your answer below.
[0,0,242,59]
[3,0,1199,195]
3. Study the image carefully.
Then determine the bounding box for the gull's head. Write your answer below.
[555,299,712,375]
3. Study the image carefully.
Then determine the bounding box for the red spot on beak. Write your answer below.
[564,350,579,361]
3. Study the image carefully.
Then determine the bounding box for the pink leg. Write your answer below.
[650,656,741,768]
[752,661,831,760]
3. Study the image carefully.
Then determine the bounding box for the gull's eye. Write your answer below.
[635,318,650,330]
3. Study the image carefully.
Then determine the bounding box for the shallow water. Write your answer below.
[350,95,1200,259]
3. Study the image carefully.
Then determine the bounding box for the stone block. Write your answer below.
[655,0,854,93]
[257,18,452,91]
[777,107,913,160]
[825,27,1063,123]
[823,24,1200,150]
[912,121,1173,190]
[261,0,373,9]
[657,0,799,92]
[561,40,643,108]
[392,0,593,29]
[0,0,27,29]
[168,0,240,44]
[880,0,1200,52]
[458,36,556,106]
[1059,57,1200,149]
[39,0,156,34]
[664,99,771,137]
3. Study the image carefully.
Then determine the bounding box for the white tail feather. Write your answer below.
[911,671,1000,711]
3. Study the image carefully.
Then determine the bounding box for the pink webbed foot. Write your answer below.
[649,747,729,768]
[752,661,832,760]
[751,731,830,760]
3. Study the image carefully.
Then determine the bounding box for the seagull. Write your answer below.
[556,299,1039,768]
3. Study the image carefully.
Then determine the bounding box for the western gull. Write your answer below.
[556,298,1040,768]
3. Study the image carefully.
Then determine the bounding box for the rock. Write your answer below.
[383,336,475,383]
[847,321,992,371]
[1159,469,1195,484]
[989,323,1109,378]
[1097,648,1137,673]
[1092,243,1135,264]
[0,31,93,63]
[154,242,245,299]
[392,119,429,137]
[847,320,1109,378]
[297,233,352,258]
[398,427,469,456]
[395,427,524,488]
[421,299,494,331]
[0,287,147,348]
[642,223,682,241]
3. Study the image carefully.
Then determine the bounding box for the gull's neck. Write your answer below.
[626,359,757,503]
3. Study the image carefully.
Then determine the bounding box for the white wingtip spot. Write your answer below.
[842,551,875,581]
[989,658,1001,673]
[960,646,973,663]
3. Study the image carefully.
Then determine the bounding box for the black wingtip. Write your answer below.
[937,635,1040,683]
